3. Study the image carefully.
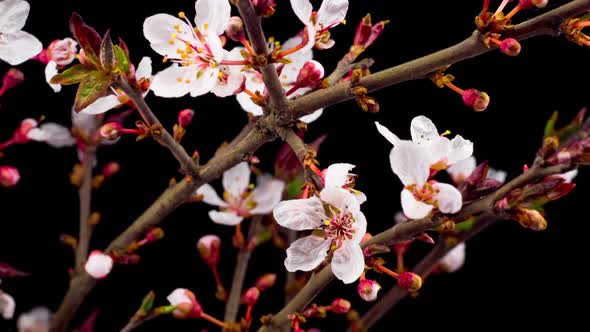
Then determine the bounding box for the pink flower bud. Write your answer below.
[197,235,221,267]
[167,288,203,319]
[85,250,114,279]
[519,0,548,9]
[101,162,120,178]
[353,14,388,50]
[100,122,123,140]
[225,17,245,42]
[330,298,351,314]
[500,38,521,56]
[12,119,38,144]
[462,88,490,112]
[2,68,25,91]
[46,38,78,66]
[0,166,20,188]
[146,228,165,242]
[178,109,195,127]
[255,273,277,291]
[242,287,260,306]
[252,0,276,17]
[295,60,325,89]
[398,272,423,292]
[357,279,381,302]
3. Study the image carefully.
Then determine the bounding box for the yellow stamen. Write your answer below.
[178,12,186,19]
[324,220,331,226]
[176,77,183,82]
[204,23,209,30]
[342,19,347,25]
[441,130,451,136]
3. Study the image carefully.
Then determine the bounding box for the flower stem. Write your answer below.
[374,264,400,279]
[576,20,590,29]
[202,312,229,329]
[444,82,465,95]
[504,4,522,22]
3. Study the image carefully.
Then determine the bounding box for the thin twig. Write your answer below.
[75,145,97,271]
[324,52,374,87]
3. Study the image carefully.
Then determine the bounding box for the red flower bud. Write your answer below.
[242,287,260,306]
[146,228,165,242]
[100,122,123,140]
[167,288,203,319]
[330,298,351,314]
[398,272,423,292]
[12,119,38,144]
[353,14,388,51]
[255,273,277,291]
[252,0,276,17]
[178,109,195,127]
[519,0,548,9]
[500,38,521,56]
[197,235,221,267]
[295,60,325,89]
[1,68,25,93]
[462,88,490,112]
[101,162,120,178]
[357,279,381,302]
[225,16,245,42]
[0,166,20,188]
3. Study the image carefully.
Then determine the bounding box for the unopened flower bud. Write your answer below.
[398,272,422,292]
[462,88,490,112]
[330,298,351,314]
[296,60,325,89]
[178,109,195,127]
[13,119,38,144]
[353,14,389,51]
[102,162,120,178]
[357,279,381,302]
[85,250,114,279]
[242,287,260,306]
[0,166,20,188]
[255,273,277,291]
[100,122,123,140]
[197,235,221,267]
[225,17,245,42]
[167,288,203,319]
[513,207,547,231]
[46,38,78,66]
[252,0,276,17]
[2,68,25,92]
[500,38,521,56]
[146,228,165,242]
[519,0,548,9]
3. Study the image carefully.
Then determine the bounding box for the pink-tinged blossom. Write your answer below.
[0,166,20,188]
[17,307,51,332]
[322,163,366,204]
[196,162,285,226]
[290,0,349,50]
[43,38,78,65]
[447,156,507,184]
[376,116,472,219]
[28,122,76,148]
[84,251,113,279]
[357,279,381,302]
[197,235,221,267]
[439,243,466,273]
[143,0,234,98]
[0,0,42,65]
[273,187,367,284]
[236,35,323,123]
[0,290,15,319]
[167,288,203,319]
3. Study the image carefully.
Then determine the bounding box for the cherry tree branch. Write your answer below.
[288,0,590,121]
[324,54,374,88]
[74,145,97,271]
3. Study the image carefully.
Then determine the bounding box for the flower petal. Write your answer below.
[0,292,15,319]
[290,0,313,24]
[189,67,219,97]
[439,242,466,273]
[208,210,243,226]
[282,35,313,64]
[250,175,285,215]
[0,0,29,33]
[32,123,76,148]
[222,162,251,198]
[390,141,431,186]
[194,0,231,35]
[401,188,433,219]
[320,187,359,212]
[447,135,473,165]
[136,56,152,80]
[236,92,263,116]
[150,64,195,98]
[488,167,507,183]
[79,95,121,115]
[0,30,42,65]
[447,156,476,180]
[143,14,195,58]
[273,196,327,230]
[45,61,62,93]
[433,182,462,214]
[410,115,439,144]
[375,121,400,145]
[284,235,331,272]
[317,0,349,27]
[72,109,99,133]
[331,242,364,284]
[324,163,355,188]
[560,169,578,183]
[351,210,367,243]
[298,109,323,123]
[195,183,228,207]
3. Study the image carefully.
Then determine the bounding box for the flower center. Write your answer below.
[324,210,355,242]
[406,181,439,206]
[222,186,257,217]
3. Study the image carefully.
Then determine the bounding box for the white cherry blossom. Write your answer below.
[196,162,285,226]
[290,0,349,50]
[0,0,42,65]
[273,187,367,284]
[439,243,466,273]
[447,156,507,184]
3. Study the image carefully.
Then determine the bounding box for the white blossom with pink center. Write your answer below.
[196,162,285,226]
[273,186,367,284]
[290,0,349,50]
[0,0,42,65]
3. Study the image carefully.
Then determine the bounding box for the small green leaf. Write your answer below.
[113,45,130,75]
[544,111,558,139]
[286,176,304,199]
[50,64,95,85]
[100,30,114,72]
[74,71,113,112]
[139,291,155,313]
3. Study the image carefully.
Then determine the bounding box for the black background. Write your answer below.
[1,0,589,331]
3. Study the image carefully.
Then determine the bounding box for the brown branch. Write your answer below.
[224,216,265,326]
[288,0,590,121]
[323,51,374,87]
[74,145,97,271]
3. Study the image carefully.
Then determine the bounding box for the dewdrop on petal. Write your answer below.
[357,279,381,302]
[85,250,114,279]
[197,235,221,267]
[462,88,490,112]
[398,272,422,292]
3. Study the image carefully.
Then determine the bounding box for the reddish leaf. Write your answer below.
[100,30,114,72]
[69,13,102,68]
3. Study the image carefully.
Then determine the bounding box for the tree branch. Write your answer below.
[75,145,97,271]
[288,0,590,121]
[323,52,374,88]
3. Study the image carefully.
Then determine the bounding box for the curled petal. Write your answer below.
[135,57,152,81]
[433,182,462,214]
[298,109,323,123]
[45,61,62,93]
[284,235,331,272]
[208,210,243,226]
[317,0,349,27]
[222,162,251,198]
[401,189,433,220]
[447,135,473,165]
[410,115,439,145]
[331,242,364,284]
[273,196,326,230]
[375,122,400,145]
[324,163,355,188]
[195,184,228,207]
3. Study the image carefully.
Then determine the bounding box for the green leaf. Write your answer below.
[50,64,95,85]
[113,45,130,75]
[544,111,558,139]
[100,30,114,72]
[74,71,113,112]
[286,176,304,199]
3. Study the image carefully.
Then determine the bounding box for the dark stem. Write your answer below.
[75,145,96,271]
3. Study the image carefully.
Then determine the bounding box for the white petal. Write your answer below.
[236,92,263,116]
[0,0,29,33]
[37,123,76,148]
[375,122,400,145]
[143,14,195,58]
[85,251,114,279]
[433,182,463,214]
[560,169,578,183]
[488,168,507,183]
[189,67,219,97]
[317,0,349,27]
[390,141,431,186]
[79,95,121,115]
[284,235,331,272]
[237,70,265,115]
[447,156,476,180]
[439,242,466,273]
[298,109,323,123]
[282,35,313,64]
[324,163,355,188]
[350,210,367,244]
[0,30,42,65]
[222,162,251,197]
[208,210,243,226]
[447,135,473,165]
[72,108,99,133]
[410,115,439,145]
[195,184,228,207]
[331,242,364,284]
[17,307,52,332]
[273,196,326,230]
[150,64,195,98]
[136,57,152,80]
[401,189,433,219]
[250,175,285,215]
[319,187,359,212]
[290,0,313,24]
[194,0,231,35]
[212,52,245,98]
[353,190,367,205]
[0,292,15,319]
[167,288,191,306]
[45,61,62,93]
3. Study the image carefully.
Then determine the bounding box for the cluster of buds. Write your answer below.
[0,68,25,97]
[173,109,195,142]
[457,161,504,202]
[240,273,277,326]
[430,70,490,112]
[298,298,351,320]
[196,235,226,300]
